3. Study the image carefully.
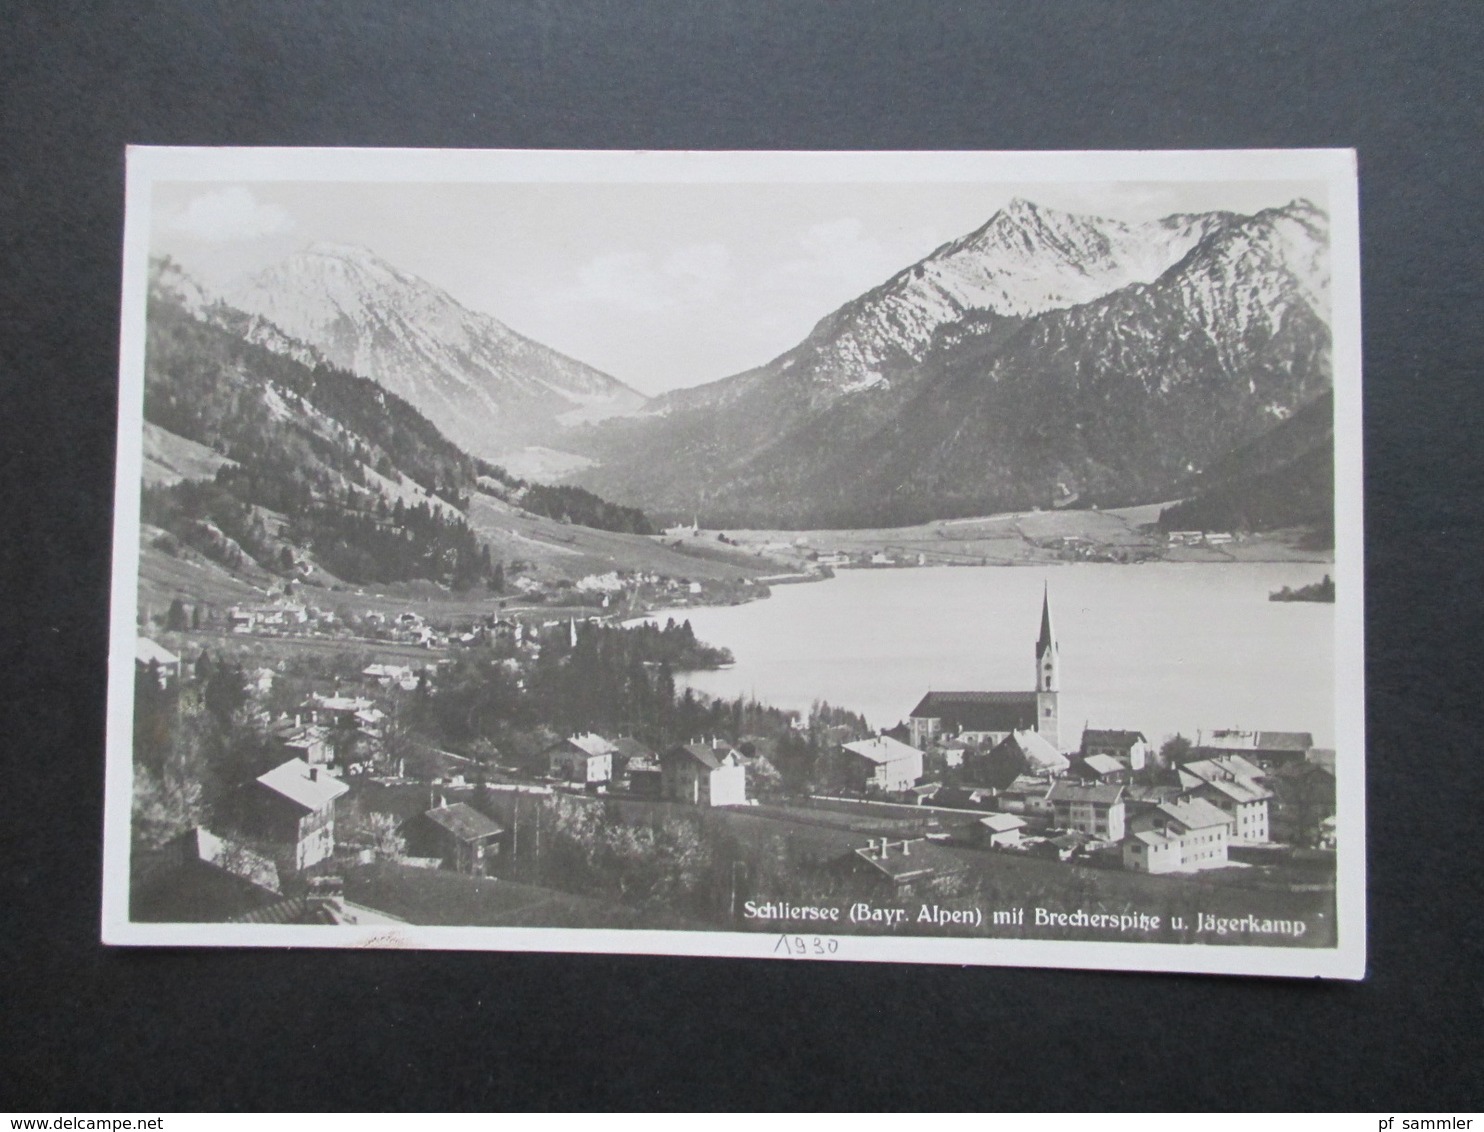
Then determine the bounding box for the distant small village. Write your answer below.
[131,577,1337,942]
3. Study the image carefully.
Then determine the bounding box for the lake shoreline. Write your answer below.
[640,561,1337,748]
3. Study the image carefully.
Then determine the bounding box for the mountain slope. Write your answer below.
[571,199,1332,528]
[226,243,647,460]
[1156,391,1335,542]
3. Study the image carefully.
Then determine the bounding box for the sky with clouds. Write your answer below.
[151,177,1323,396]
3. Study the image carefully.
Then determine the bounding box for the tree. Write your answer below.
[166,598,188,632]
[1144,733,1194,784]
[203,658,248,724]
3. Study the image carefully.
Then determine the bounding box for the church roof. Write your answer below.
[1081,728,1147,750]
[909,691,1038,734]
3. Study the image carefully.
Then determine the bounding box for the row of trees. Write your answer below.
[475,458,654,535]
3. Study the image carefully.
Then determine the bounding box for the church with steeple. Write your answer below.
[907,585,1062,752]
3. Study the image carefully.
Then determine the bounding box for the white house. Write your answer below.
[976,812,1027,847]
[547,733,617,784]
[841,735,924,793]
[1178,756,1271,843]
[1079,728,1149,772]
[1123,797,1234,874]
[661,741,747,807]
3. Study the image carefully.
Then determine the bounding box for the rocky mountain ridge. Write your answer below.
[569,197,1333,528]
[226,242,648,460]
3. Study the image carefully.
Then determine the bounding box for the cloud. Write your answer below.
[561,242,732,313]
[167,187,294,243]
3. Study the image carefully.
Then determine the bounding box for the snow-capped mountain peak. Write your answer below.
[226,244,647,460]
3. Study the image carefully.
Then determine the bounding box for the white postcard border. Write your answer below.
[103,147,1365,979]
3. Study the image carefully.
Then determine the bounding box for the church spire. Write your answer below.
[1035,583,1059,694]
[1037,582,1056,654]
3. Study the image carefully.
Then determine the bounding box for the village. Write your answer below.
[128,575,1338,942]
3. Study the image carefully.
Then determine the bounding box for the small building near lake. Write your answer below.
[660,741,747,807]
[547,733,617,785]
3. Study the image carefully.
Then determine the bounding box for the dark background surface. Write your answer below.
[2,0,1481,1111]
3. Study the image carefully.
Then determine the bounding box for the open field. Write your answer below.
[467,491,780,582]
[343,862,668,928]
[711,504,1332,566]
[141,421,236,487]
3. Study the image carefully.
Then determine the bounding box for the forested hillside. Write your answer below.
[141,259,656,588]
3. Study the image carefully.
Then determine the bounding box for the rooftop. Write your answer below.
[609,736,656,761]
[1180,758,1272,803]
[136,637,180,667]
[1199,729,1314,754]
[422,802,504,843]
[978,813,1027,833]
[665,741,739,771]
[560,733,619,759]
[842,735,923,765]
[850,838,966,883]
[1047,780,1125,806]
[1081,728,1147,749]
[256,758,350,812]
[910,691,1038,734]
[1081,753,1126,777]
[1153,797,1233,832]
[307,694,377,713]
[1009,729,1069,773]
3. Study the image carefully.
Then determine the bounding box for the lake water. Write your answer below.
[643,563,1336,749]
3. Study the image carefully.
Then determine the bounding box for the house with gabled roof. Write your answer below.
[841,837,967,894]
[547,733,616,784]
[1178,756,1271,843]
[399,803,505,876]
[136,637,181,688]
[1079,727,1148,771]
[243,757,350,872]
[1194,728,1314,769]
[1124,797,1234,873]
[1046,780,1126,842]
[608,736,657,778]
[660,740,747,806]
[841,735,924,793]
[975,812,1028,848]
[1078,752,1130,784]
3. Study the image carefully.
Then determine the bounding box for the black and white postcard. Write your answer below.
[103,148,1363,978]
